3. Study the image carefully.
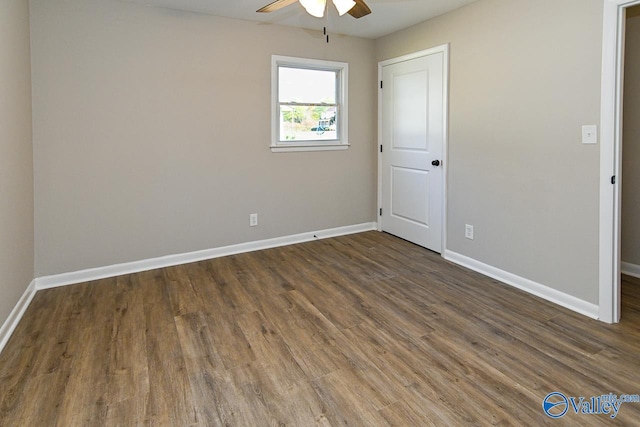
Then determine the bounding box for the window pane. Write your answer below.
[279,67,337,104]
[279,105,338,141]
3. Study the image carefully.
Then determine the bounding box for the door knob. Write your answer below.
[432,160,441,167]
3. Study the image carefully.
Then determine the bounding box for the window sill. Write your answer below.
[270,144,350,153]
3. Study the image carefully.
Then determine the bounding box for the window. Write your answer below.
[271,55,348,152]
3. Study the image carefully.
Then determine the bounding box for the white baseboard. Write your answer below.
[0,279,37,355]
[621,262,640,279]
[444,250,599,320]
[36,222,378,290]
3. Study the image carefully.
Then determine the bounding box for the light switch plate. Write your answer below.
[582,125,598,144]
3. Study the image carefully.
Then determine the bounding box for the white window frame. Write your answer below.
[271,55,349,153]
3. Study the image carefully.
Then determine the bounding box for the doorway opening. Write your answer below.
[620,5,640,313]
[600,0,640,323]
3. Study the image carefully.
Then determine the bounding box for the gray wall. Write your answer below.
[376,0,603,304]
[31,0,377,276]
[0,0,34,325]
[622,7,640,267]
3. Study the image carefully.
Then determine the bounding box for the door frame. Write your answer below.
[600,0,640,323]
[377,44,450,254]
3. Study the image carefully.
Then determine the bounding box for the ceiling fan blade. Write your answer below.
[348,0,371,18]
[257,0,299,13]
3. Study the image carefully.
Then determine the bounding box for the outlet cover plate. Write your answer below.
[465,224,474,240]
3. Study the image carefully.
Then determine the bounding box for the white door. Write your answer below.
[380,49,446,252]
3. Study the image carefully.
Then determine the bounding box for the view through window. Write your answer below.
[279,67,338,142]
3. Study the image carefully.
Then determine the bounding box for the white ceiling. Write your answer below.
[118,0,479,39]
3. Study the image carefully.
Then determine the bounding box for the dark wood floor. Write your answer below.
[1,232,639,426]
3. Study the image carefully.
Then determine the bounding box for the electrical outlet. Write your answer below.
[465,224,474,240]
[250,213,258,227]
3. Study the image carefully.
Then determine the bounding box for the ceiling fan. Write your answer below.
[257,0,372,19]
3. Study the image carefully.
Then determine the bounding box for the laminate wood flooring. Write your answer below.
[1,231,640,426]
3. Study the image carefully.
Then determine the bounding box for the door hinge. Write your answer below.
[380,81,383,89]
[611,175,616,185]
[380,145,383,153]
[379,208,382,216]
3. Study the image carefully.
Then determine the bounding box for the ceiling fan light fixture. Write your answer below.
[332,0,356,16]
[299,0,326,17]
